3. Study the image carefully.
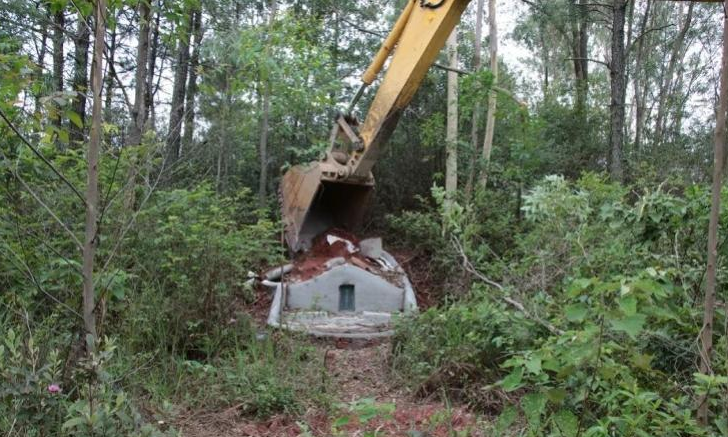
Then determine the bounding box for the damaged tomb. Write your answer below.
[265,230,417,338]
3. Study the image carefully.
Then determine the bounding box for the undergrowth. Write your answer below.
[390,174,728,436]
[0,173,325,435]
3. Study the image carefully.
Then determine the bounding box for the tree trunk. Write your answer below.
[258,0,277,207]
[104,21,116,117]
[572,0,589,115]
[258,83,271,206]
[539,19,549,96]
[146,3,160,131]
[34,24,48,115]
[479,0,498,188]
[70,14,90,144]
[609,0,627,182]
[464,0,484,200]
[654,2,694,148]
[445,27,459,203]
[633,0,652,153]
[129,0,151,146]
[697,4,728,426]
[166,12,193,164]
[83,0,107,344]
[51,6,65,131]
[183,9,203,151]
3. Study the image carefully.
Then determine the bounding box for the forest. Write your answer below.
[1,0,728,435]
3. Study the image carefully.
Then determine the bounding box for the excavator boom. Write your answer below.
[282,0,472,252]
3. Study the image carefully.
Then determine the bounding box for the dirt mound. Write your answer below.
[289,228,388,282]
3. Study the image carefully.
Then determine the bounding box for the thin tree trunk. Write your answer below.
[51,6,65,131]
[216,138,224,194]
[150,55,164,133]
[104,22,116,117]
[329,11,340,111]
[698,4,728,426]
[654,2,694,148]
[258,84,271,206]
[146,3,160,130]
[445,27,459,203]
[166,12,193,164]
[572,0,589,115]
[633,0,652,153]
[70,14,90,144]
[624,0,635,142]
[83,0,107,343]
[129,0,150,146]
[183,9,203,150]
[464,0,484,200]
[258,0,277,207]
[609,0,627,182]
[479,0,498,188]
[217,77,230,195]
[35,25,48,115]
[539,19,549,96]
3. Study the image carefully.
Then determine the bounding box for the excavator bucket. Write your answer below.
[280,0,471,252]
[281,162,374,253]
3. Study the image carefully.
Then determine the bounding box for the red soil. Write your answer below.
[289,228,377,282]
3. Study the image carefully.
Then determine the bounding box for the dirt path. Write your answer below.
[175,339,485,437]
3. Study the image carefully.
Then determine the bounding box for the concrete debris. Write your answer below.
[324,257,347,270]
[264,264,294,281]
[289,229,399,285]
[359,237,384,259]
[326,235,358,253]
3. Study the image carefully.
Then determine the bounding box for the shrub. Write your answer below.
[0,329,171,436]
[119,184,282,357]
[390,174,728,434]
[392,292,530,409]
[166,332,330,418]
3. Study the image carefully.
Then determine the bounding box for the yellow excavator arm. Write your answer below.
[281,0,472,251]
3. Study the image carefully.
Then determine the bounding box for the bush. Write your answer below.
[392,292,530,409]
[166,332,330,418]
[390,174,728,435]
[0,329,171,437]
[119,184,282,357]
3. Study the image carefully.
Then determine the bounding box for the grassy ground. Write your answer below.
[172,339,489,437]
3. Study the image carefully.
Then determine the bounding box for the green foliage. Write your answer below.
[59,338,173,437]
[1,133,288,432]
[0,328,64,435]
[196,10,340,192]
[224,338,309,417]
[330,398,396,435]
[161,332,330,418]
[392,174,728,435]
[2,0,727,434]
[0,327,171,436]
[392,295,528,408]
[119,184,282,359]
[385,194,463,298]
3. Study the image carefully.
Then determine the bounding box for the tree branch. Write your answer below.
[0,109,87,205]
[0,149,83,250]
[627,24,675,55]
[451,236,565,335]
[433,64,526,105]
[434,62,470,76]
[340,17,386,39]
[566,56,610,69]
[3,239,84,320]
[105,58,134,115]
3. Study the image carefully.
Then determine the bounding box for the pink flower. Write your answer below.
[47,384,61,394]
